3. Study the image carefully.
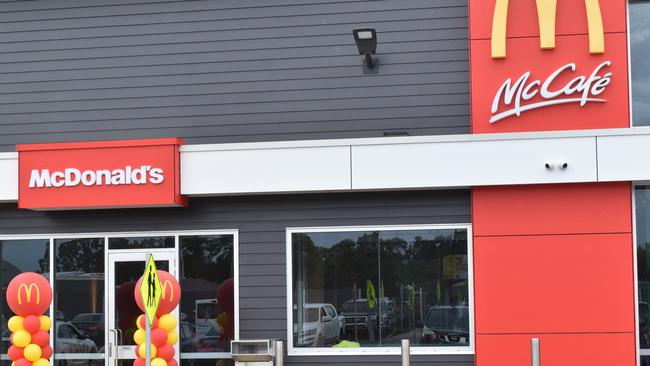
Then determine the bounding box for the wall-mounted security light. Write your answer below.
[353,28,377,69]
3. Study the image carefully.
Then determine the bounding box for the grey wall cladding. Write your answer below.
[0,189,473,365]
[0,0,470,151]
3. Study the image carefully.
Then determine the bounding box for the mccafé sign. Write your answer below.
[469,0,629,133]
[17,138,187,210]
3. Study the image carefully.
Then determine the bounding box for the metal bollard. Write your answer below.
[401,339,410,366]
[275,340,284,366]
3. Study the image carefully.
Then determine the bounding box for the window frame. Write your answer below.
[0,229,239,362]
[285,223,475,356]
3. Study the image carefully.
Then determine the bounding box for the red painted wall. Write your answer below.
[469,0,635,364]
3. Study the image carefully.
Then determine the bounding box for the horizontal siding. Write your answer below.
[0,189,472,366]
[0,0,470,151]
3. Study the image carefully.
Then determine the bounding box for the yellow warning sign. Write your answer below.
[139,254,162,325]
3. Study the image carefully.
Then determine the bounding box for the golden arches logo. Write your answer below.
[17,283,40,305]
[161,280,174,302]
[491,0,605,59]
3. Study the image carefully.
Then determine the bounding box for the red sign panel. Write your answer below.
[17,138,187,210]
[469,0,629,133]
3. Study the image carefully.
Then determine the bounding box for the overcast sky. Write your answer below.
[631,2,650,125]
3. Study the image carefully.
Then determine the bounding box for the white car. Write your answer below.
[294,303,345,347]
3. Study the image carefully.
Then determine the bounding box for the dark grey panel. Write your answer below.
[0,0,470,151]
[0,189,472,365]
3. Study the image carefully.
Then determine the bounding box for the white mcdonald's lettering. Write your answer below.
[490,61,612,123]
[28,165,165,188]
[18,283,40,305]
[162,280,174,301]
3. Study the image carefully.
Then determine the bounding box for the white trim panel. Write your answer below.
[598,135,650,182]
[181,145,351,195]
[352,137,597,189]
[0,152,17,202]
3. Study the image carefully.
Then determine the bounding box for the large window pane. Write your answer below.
[637,186,650,359]
[291,227,470,349]
[631,1,650,125]
[54,238,104,356]
[180,235,234,354]
[0,240,50,355]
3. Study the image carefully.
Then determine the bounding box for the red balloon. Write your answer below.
[167,358,178,366]
[8,345,24,361]
[134,357,145,366]
[41,345,53,359]
[15,358,31,366]
[138,314,158,329]
[157,344,175,361]
[24,315,41,333]
[156,271,180,316]
[6,273,52,316]
[118,281,139,316]
[32,331,49,347]
[217,278,234,315]
[151,328,168,347]
[134,271,180,316]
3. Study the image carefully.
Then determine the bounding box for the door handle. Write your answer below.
[531,338,540,366]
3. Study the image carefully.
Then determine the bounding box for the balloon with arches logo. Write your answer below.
[5,273,53,366]
[133,270,181,366]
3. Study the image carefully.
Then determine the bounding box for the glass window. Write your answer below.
[637,187,650,365]
[0,239,50,355]
[290,227,470,350]
[179,235,235,355]
[54,238,104,356]
[631,1,650,125]
[108,236,174,250]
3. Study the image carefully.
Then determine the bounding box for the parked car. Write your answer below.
[71,313,104,346]
[421,305,470,345]
[340,298,396,339]
[294,303,345,347]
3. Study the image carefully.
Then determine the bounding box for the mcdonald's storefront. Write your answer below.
[2,1,650,366]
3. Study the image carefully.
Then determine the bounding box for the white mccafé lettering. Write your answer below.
[29,166,164,188]
[490,61,612,123]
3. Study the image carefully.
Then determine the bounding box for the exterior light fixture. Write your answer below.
[353,28,377,69]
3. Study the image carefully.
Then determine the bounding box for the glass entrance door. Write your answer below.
[107,251,177,366]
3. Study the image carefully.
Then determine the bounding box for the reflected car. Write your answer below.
[640,301,650,348]
[421,305,469,345]
[340,298,395,339]
[71,313,104,346]
[56,321,99,354]
[294,303,344,347]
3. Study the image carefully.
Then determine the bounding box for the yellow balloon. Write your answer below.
[157,314,177,332]
[137,344,157,359]
[151,358,167,366]
[8,316,24,333]
[24,344,42,362]
[134,329,146,345]
[12,330,31,348]
[33,359,51,366]
[38,316,52,331]
[166,331,178,345]
[136,315,145,330]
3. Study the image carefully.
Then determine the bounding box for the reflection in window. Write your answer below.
[637,187,650,359]
[291,227,470,349]
[54,238,104,355]
[180,235,234,354]
[0,240,50,355]
[108,236,174,250]
[631,1,650,125]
